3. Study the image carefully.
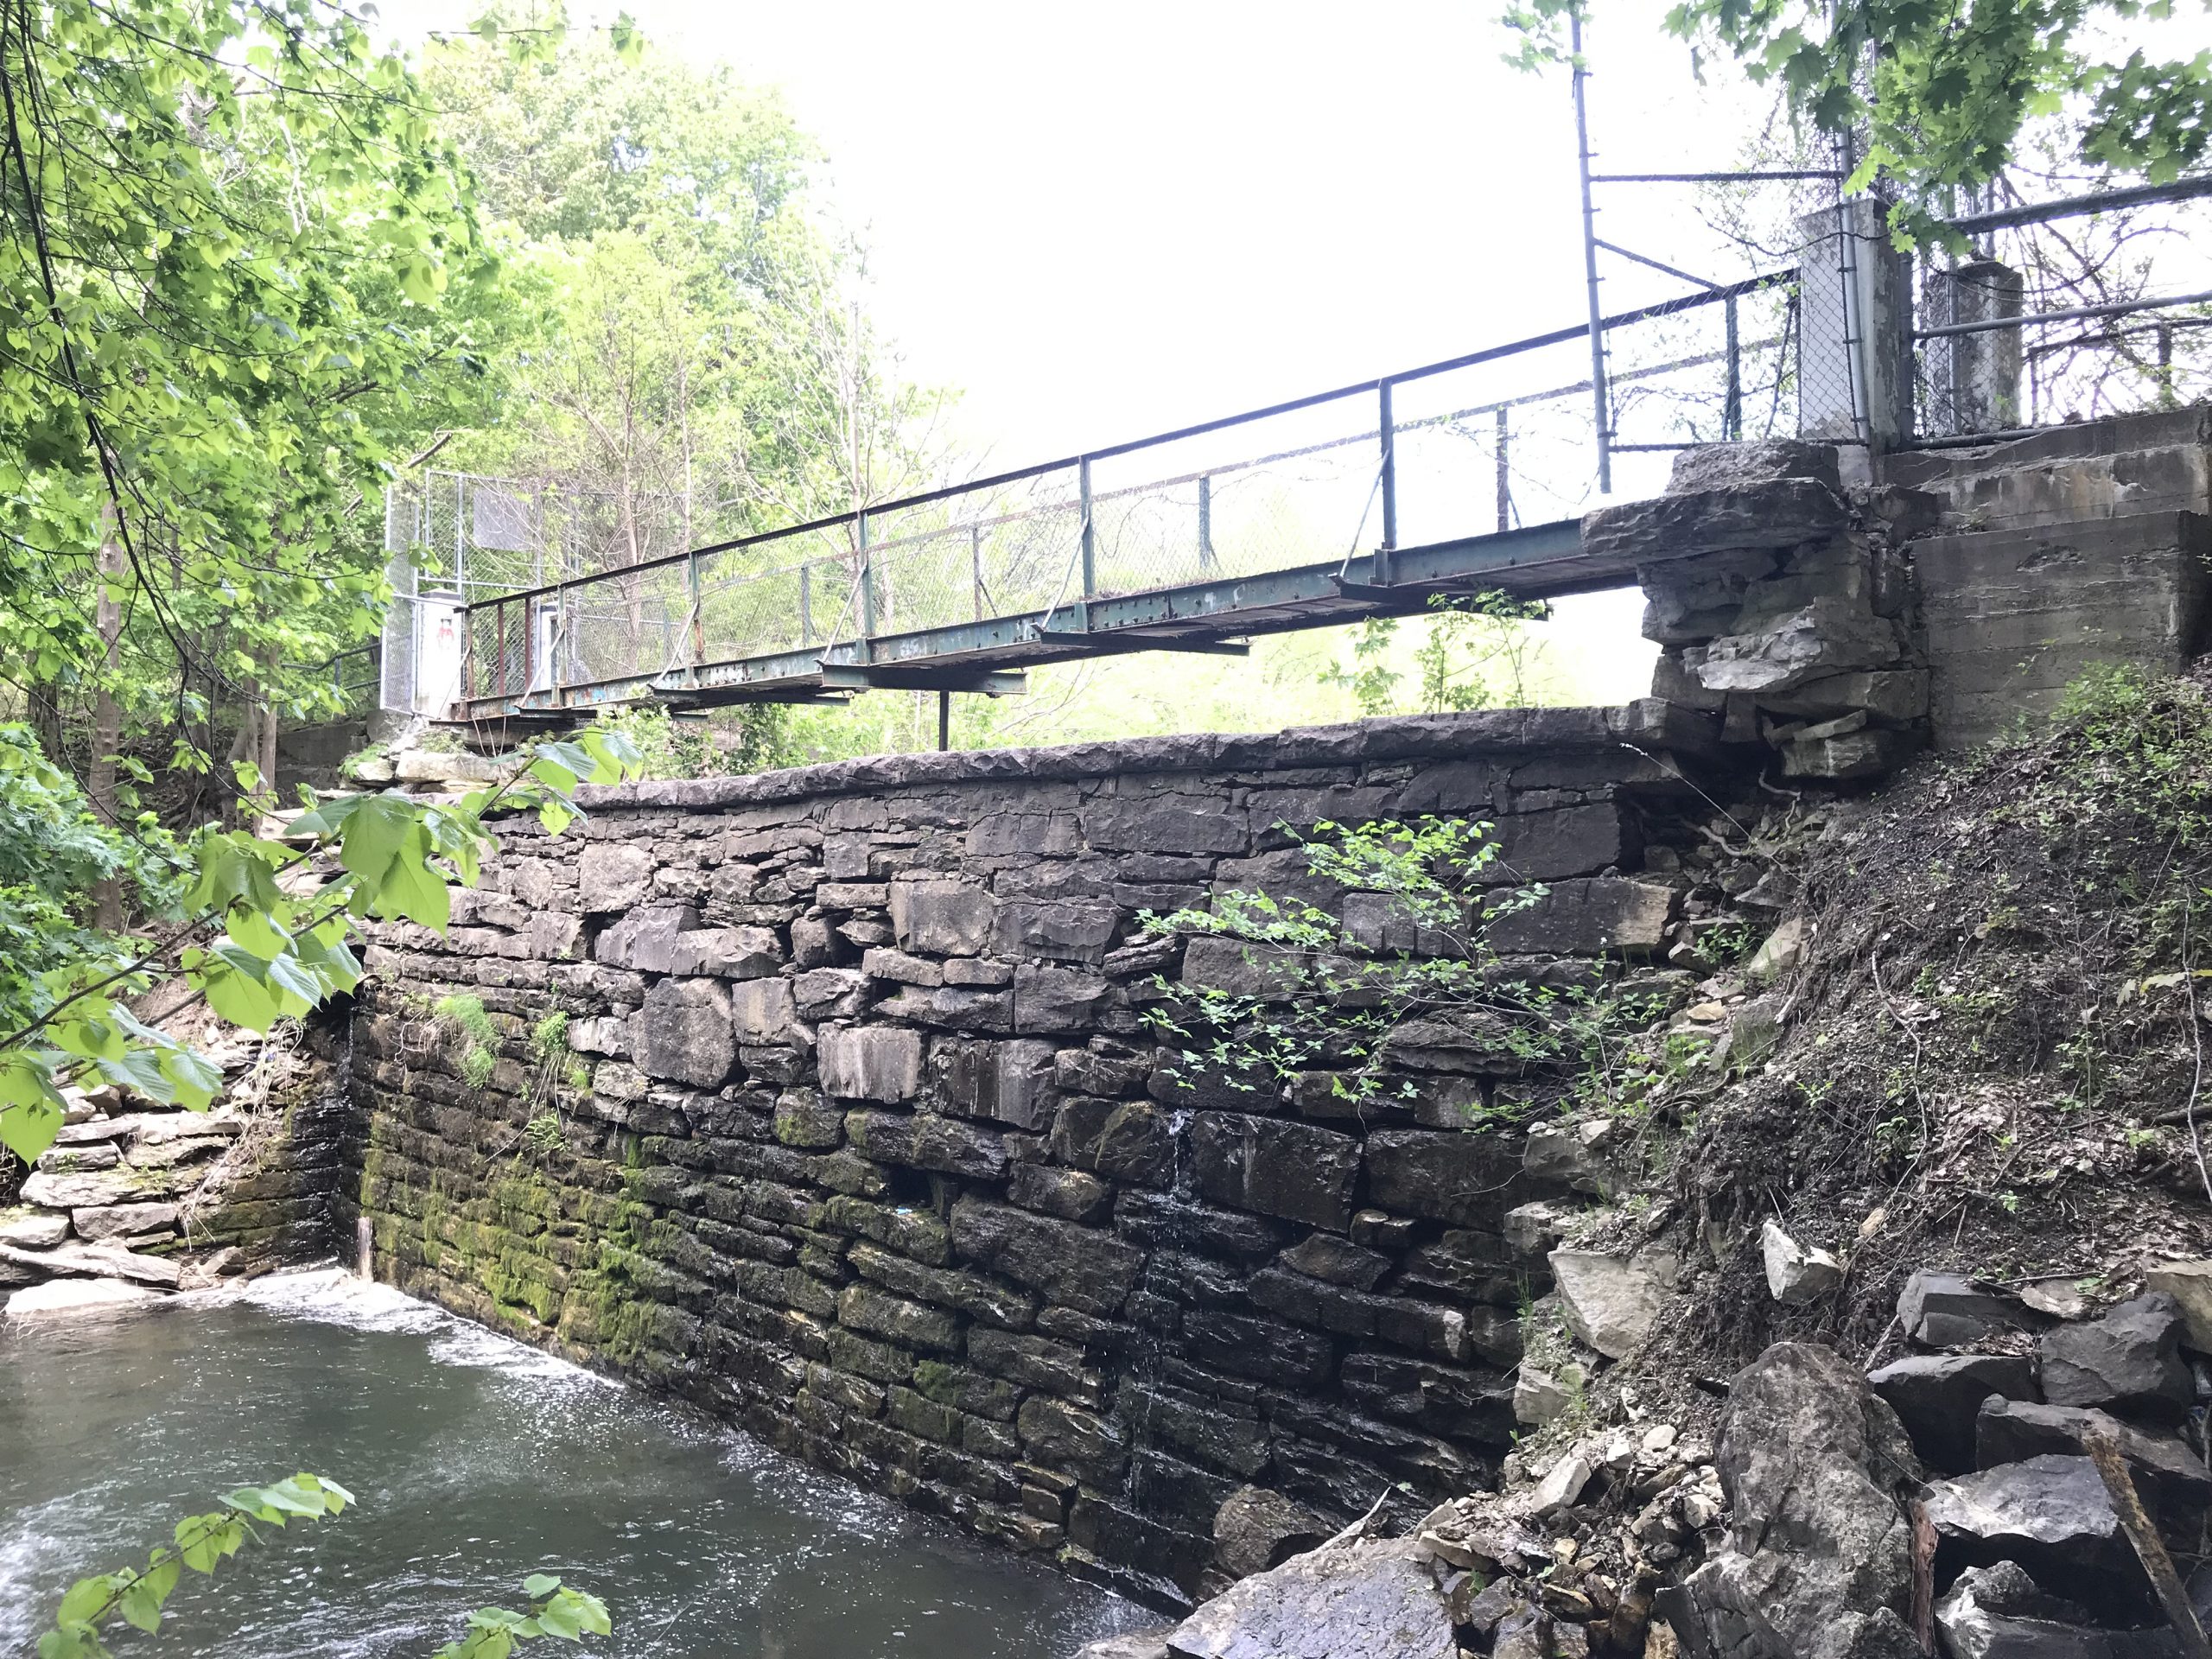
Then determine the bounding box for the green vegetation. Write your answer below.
[35,1472,610,1659]
[1140,816,1678,1126]
[438,995,504,1093]
[1506,0,2212,234]
[1322,592,1554,719]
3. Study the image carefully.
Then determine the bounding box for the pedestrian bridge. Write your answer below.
[429,271,1789,727]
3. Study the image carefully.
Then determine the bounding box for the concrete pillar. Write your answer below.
[1923,258,2024,436]
[1796,200,1915,454]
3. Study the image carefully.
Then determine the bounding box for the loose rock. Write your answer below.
[1760,1218,1843,1305]
[1165,1537,1456,1659]
[2038,1293,2195,1420]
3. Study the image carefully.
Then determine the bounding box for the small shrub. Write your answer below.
[529,1010,569,1062]
[521,1114,567,1159]
[435,994,499,1090]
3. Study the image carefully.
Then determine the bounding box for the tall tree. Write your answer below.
[417,16,951,582]
[0,0,512,822]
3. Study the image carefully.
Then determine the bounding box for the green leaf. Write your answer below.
[373,823,452,931]
[54,1576,118,1628]
[175,1513,234,1573]
[117,1558,179,1634]
[521,1573,562,1599]
[187,946,279,1033]
[0,1053,67,1165]
[337,794,416,890]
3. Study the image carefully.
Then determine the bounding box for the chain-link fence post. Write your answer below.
[1796,199,1913,453]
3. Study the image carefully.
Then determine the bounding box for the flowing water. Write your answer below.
[0,1270,1142,1657]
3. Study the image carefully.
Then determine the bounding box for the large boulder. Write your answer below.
[1166,1537,1456,1659]
[1667,1343,1923,1659]
[2039,1293,2195,1420]
[1211,1485,1332,1580]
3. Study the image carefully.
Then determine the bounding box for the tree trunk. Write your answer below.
[26,679,64,764]
[88,509,126,931]
[257,641,279,807]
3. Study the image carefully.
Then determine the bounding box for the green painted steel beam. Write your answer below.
[455,516,1594,721]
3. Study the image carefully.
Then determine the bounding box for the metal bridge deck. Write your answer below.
[459,518,1618,723]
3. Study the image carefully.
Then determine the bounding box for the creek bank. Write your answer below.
[1082,1277,2212,1656]
[1,1010,345,1314]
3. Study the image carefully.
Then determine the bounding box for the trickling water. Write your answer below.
[0,1269,1141,1658]
[354,1217,373,1281]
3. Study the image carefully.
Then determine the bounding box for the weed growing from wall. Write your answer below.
[434,994,499,1090]
[1140,816,1686,1131]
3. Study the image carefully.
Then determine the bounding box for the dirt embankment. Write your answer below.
[1632,665,2212,1405]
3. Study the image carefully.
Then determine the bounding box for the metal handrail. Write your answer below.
[461,270,1796,618]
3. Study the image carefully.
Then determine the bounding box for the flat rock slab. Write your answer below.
[1897,1270,2039,1347]
[5,1278,161,1319]
[1924,1454,2132,1592]
[1549,1249,1667,1359]
[0,1240,181,1287]
[1166,1538,1456,1659]
[1976,1397,2211,1522]
[1075,1633,1174,1659]
[0,1211,71,1249]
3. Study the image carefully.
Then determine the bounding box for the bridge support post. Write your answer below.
[1923,258,2024,436]
[1078,456,1096,629]
[1377,379,1397,585]
[858,511,874,662]
[1796,199,1914,456]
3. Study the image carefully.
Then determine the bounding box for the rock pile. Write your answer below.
[1076,1261,2212,1658]
[0,1020,341,1315]
[1587,441,1937,781]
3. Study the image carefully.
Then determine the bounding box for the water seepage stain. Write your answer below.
[0,1269,1142,1657]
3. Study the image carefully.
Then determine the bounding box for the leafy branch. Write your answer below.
[37,1473,611,1659]
[0,728,642,1168]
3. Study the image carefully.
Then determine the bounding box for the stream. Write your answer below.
[0,1270,1141,1657]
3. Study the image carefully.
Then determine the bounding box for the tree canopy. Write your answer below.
[1506,0,2211,226]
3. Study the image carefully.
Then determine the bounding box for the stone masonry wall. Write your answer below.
[339,702,1733,1609]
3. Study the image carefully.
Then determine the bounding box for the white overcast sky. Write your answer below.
[386,1,1794,468]
[378,1,1817,704]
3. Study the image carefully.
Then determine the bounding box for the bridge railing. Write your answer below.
[448,270,1799,711]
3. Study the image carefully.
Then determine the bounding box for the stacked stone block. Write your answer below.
[1586,441,1936,780]
[341,703,1724,1607]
